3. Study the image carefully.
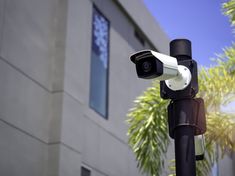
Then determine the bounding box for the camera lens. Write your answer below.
[142,61,152,72]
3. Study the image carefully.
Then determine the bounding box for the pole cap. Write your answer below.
[170,39,192,58]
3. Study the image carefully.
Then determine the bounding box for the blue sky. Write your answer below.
[143,0,235,67]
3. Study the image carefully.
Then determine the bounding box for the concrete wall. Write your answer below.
[0,0,66,175]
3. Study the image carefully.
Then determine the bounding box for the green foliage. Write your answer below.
[206,112,235,155]
[198,62,235,109]
[216,44,235,75]
[196,62,235,175]
[127,82,170,176]
[223,0,235,26]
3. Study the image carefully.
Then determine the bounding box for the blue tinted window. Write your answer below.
[89,7,109,118]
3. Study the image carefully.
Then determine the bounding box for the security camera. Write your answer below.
[130,50,192,91]
[130,50,178,80]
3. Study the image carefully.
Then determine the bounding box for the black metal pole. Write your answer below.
[168,98,197,176]
[170,39,196,176]
[175,125,196,176]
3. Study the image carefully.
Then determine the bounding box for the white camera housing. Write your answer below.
[150,51,178,80]
[130,50,192,91]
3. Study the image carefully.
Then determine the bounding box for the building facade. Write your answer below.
[0,0,170,175]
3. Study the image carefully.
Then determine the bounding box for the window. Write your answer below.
[81,166,91,176]
[89,6,110,118]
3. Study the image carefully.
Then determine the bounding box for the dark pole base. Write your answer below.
[175,126,196,176]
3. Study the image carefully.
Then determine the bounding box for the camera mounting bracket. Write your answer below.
[165,65,192,91]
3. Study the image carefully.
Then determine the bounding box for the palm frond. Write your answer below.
[223,0,235,26]
[198,65,235,110]
[127,82,170,176]
[206,112,235,156]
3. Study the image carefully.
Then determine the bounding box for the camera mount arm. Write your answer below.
[165,65,192,91]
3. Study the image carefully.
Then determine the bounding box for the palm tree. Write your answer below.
[127,1,235,176]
